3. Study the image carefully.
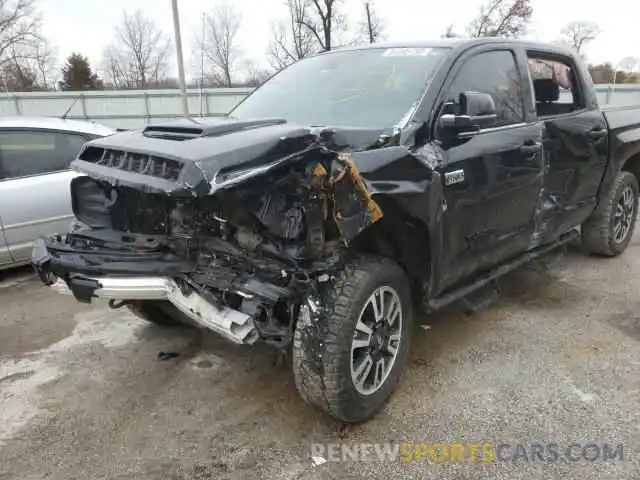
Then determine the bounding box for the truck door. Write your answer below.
[435,47,545,288]
[0,128,86,265]
[0,213,11,268]
[525,52,609,243]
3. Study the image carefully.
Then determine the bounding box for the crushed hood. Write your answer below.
[71,116,392,196]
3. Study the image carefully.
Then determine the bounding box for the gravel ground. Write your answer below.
[0,233,639,480]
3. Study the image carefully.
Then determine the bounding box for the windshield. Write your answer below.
[230,47,450,129]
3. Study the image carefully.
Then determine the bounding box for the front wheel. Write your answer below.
[292,255,414,423]
[582,170,639,256]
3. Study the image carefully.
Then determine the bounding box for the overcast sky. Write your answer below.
[40,0,640,79]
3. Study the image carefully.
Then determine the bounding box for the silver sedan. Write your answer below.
[0,117,115,271]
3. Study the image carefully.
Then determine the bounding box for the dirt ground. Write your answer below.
[1,234,639,479]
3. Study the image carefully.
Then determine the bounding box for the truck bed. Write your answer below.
[601,104,640,132]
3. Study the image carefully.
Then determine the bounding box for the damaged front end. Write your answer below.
[33,123,385,348]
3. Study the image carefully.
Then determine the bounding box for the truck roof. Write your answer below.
[0,116,115,137]
[325,37,576,57]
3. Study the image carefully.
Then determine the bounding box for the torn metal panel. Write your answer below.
[71,118,392,198]
[330,153,384,243]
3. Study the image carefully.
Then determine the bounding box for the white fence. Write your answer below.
[0,84,639,130]
[0,88,253,130]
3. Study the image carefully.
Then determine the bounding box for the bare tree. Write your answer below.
[268,0,316,70]
[240,59,273,87]
[195,2,242,87]
[0,0,54,91]
[299,0,346,52]
[359,1,384,44]
[441,24,458,38]
[268,0,347,68]
[467,0,533,38]
[560,21,600,54]
[102,44,127,88]
[0,0,42,67]
[618,56,640,73]
[103,10,171,89]
[30,39,55,87]
[0,35,55,91]
[1,46,35,91]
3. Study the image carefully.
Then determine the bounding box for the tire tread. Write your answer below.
[582,171,638,257]
[293,254,412,423]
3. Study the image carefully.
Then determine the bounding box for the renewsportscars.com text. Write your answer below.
[310,442,625,463]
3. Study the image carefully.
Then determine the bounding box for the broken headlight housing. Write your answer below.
[70,176,113,229]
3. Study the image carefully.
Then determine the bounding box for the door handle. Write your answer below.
[519,140,539,154]
[519,144,539,153]
[588,128,607,140]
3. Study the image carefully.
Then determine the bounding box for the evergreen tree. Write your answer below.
[59,53,102,90]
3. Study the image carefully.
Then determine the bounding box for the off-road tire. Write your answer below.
[292,254,414,423]
[126,301,187,327]
[582,170,639,256]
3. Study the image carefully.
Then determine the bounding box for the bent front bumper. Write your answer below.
[50,275,258,344]
[32,237,259,345]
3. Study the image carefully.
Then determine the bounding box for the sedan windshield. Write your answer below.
[230,47,450,129]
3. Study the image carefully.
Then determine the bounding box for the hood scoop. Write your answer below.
[142,118,289,141]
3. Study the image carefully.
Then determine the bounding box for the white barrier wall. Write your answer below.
[0,88,253,129]
[0,84,638,130]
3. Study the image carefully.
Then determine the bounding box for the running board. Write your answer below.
[461,281,500,313]
[425,229,579,313]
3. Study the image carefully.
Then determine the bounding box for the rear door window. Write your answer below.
[0,130,89,179]
[526,54,586,116]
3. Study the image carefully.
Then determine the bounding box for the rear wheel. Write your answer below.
[582,171,639,256]
[292,255,413,423]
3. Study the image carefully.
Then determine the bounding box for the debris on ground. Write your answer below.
[338,423,352,439]
[157,351,180,361]
[311,456,327,467]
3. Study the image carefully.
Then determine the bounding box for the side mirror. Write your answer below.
[460,91,496,118]
[438,91,497,137]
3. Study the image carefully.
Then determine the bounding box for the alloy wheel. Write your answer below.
[350,285,403,396]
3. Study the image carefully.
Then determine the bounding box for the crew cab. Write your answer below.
[32,39,640,423]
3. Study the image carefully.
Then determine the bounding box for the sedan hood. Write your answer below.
[70,116,391,196]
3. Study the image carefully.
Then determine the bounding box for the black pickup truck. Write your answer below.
[33,38,640,423]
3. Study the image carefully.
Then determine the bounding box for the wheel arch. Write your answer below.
[350,195,432,303]
[621,150,640,182]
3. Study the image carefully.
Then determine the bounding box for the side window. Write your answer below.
[527,55,585,117]
[58,133,89,160]
[442,50,524,129]
[0,130,88,180]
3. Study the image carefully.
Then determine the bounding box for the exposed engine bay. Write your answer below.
[42,151,383,348]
